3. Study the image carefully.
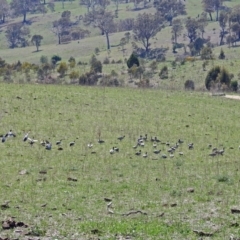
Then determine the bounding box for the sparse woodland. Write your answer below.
[0,0,240,91]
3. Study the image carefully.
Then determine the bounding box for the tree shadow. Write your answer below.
[32,49,43,53]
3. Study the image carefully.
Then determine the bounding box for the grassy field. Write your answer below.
[0,83,240,239]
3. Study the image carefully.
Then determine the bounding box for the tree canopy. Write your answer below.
[133,13,162,53]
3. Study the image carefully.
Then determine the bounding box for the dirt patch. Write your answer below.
[225,95,240,100]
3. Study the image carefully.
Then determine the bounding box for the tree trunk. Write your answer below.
[58,34,61,44]
[23,12,27,23]
[174,32,177,43]
[219,31,224,45]
[209,12,212,21]
[106,32,110,49]
[145,38,149,54]
[216,8,219,21]
[36,45,39,52]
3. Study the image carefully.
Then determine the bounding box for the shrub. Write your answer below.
[79,71,99,85]
[103,57,110,64]
[57,62,68,77]
[40,55,48,64]
[205,66,231,90]
[231,80,238,92]
[116,59,123,64]
[99,75,120,87]
[127,53,139,69]
[149,61,158,72]
[219,48,225,59]
[69,70,80,83]
[137,79,150,88]
[94,47,100,55]
[159,66,168,79]
[201,46,214,60]
[90,55,102,73]
[51,55,61,65]
[184,80,195,90]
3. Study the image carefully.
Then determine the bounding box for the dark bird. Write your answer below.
[117,135,125,141]
[69,141,75,147]
[178,139,184,144]
[153,149,161,154]
[135,150,141,156]
[56,139,62,145]
[1,134,7,143]
[98,139,105,144]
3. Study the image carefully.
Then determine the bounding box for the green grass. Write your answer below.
[0,83,240,239]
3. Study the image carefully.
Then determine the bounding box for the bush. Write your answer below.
[57,62,68,77]
[79,71,99,85]
[231,80,238,92]
[51,55,61,65]
[94,47,100,55]
[40,55,48,64]
[103,57,110,64]
[205,66,231,90]
[219,48,225,59]
[127,53,139,69]
[159,66,168,79]
[184,80,195,90]
[90,55,102,73]
[99,75,120,87]
[116,59,123,64]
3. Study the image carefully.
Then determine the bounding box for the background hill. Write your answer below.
[0,0,240,90]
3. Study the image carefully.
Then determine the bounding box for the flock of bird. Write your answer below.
[0,130,227,158]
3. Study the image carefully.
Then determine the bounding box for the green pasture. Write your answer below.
[0,84,240,239]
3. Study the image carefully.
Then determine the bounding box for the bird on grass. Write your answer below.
[45,142,52,150]
[23,132,29,142]
[188,143,194,150]
[142,152,148,158]
[1,134,8,143]
[117,135,125,141]
[110,148,115,154]
[113,147,119,152]
[28,137,38,146]
[98,139,105,144]
[7,130,16,137]
[135,150,141,156]
[56,139,63,145]
[69,141,75,147]
[161,154,167,159]
[87,142,93,148]
[153,149,161,154]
